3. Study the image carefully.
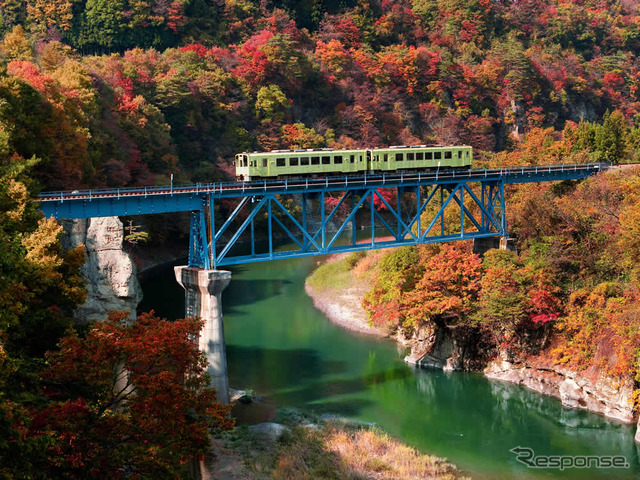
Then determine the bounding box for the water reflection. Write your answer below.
[140,256,640,480]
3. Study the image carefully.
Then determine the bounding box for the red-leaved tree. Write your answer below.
[28,311,233,479]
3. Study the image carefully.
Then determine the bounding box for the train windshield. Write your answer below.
[236,155,249,167]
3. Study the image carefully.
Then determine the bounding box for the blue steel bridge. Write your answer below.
[39,163,608,269]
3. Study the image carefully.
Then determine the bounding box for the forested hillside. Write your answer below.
[2,0,640,477]
[0,0,639,192]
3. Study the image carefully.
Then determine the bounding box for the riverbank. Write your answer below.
[305,250,640,439]
[305,252,388,337]
[204,398,467,480]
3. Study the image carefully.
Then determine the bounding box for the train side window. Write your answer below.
[396,153,404,161]
[350,155,355,163]
[407,153,414,161]
[301,157,309,166]
[262,158,267,167]
[290,157,299,166]
[335,155,343,164]
[322,156,331,165]
[445,151,452,159]
[311,156,320,165]
[359,156,363,162]
[384,154,388,162]
[416,152,423,160]
[425,152,432,160]
[458,151,462,159]
[434,152,442,160]
[276,158,286,167]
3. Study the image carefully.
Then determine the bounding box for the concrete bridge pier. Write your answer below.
[174,266,231,404]
[473,236,517,257]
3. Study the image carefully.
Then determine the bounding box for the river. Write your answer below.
[139,254,640,479]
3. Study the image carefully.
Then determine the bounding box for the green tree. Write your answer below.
[595,110,628,163]
[255,84,290,123]
[75,0,127,52]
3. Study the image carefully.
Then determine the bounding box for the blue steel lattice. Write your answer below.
[194,179,508,268]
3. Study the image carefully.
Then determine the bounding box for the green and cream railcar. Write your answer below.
[235,145,472,180]
[370,145,472,172]
[235,148,370,181]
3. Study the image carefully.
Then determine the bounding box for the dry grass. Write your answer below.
[218,411,467,480]
[271,421,466,480]
[323,423,465,480]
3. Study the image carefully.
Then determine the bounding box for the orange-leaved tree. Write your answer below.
[402,243,483,327]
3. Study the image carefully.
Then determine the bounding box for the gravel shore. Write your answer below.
[304,263,387,337]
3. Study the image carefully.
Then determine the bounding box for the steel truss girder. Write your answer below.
[188,178,508,268]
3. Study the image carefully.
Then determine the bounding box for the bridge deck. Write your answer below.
[38,163,607,219]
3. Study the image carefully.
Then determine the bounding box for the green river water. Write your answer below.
[139,255,640,479]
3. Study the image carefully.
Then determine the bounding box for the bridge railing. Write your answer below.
[37,162,609,202]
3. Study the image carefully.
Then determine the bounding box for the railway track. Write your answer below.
[38,162,611,204]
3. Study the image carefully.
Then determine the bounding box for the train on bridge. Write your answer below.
[235,145,472,181]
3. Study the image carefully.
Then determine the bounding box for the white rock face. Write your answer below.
[485,359,636,425]
[62,217,143,322]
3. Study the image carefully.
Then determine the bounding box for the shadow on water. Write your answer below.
[138,270,291,318]
[227,343,412,416]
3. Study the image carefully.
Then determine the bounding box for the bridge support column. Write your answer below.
[473,237,517,256]
[174,266,231,404]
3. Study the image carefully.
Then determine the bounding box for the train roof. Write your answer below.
[237,145,471,155]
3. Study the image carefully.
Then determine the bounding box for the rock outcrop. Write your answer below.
[399,322,488,372]
[62,217,143,322]
[401,320,638,437]
[485,358,635,424]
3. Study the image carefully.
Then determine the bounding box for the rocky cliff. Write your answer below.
[485,358,635,424]
[399,322,490,372]
[400,320,638,435]
[62,217,143,322]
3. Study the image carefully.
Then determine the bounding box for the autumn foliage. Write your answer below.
[2,1,640,474]
[13,312,232,479]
